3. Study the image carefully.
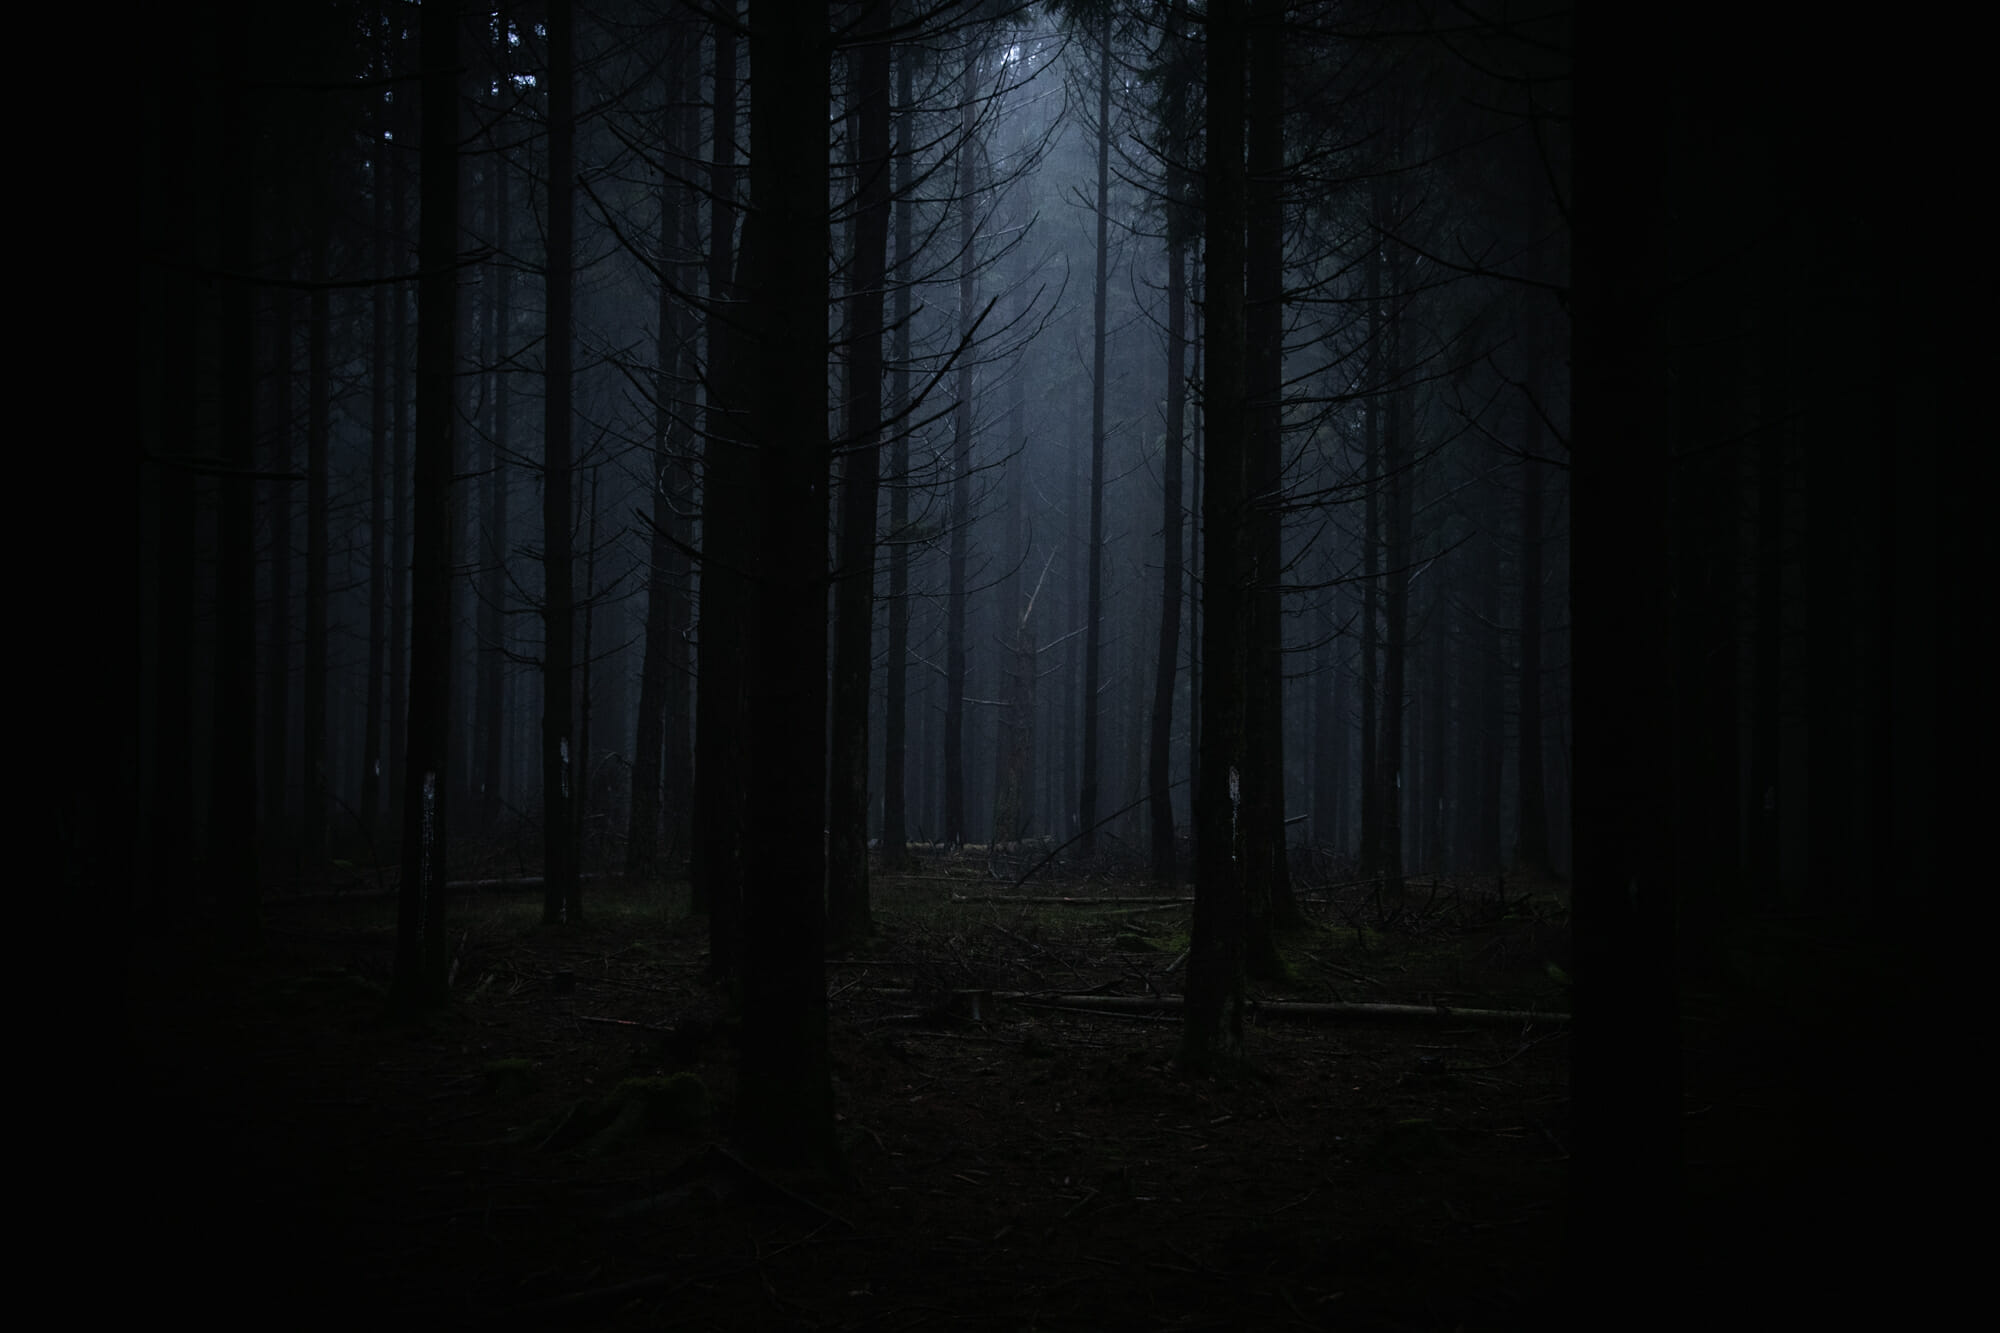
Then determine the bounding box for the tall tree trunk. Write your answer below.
[576,466,599,864]
[993,406,1039,851]
[943,44,977,851]
[389,114,410,842]
[541,0,578,924]
[263,279,294,857]
[1149,94,1188,883]
[694,8,750,988]
[880,48,916,870]
[1311,585,1339,849]
[1076,13,1112,857]
[1357,215,1381,880]
[1750,265,1786,905]
[1516,400,1550,871]
[304,121,331,877]
[1425,574,1448,872]
[478,38,510,835]
[149,36,198,923]
[362,73,392,850]
[737,1,838,1175]
[1377,267,1409,898]
[1568,6,1679,1305]
[628,19,694,885]
[212,1,260,941]
[391,0,458,1011]
[827,0,892,949]
[1478,508,1503,871]
[1242,0,1298,966]
[1180,0,1248,1073]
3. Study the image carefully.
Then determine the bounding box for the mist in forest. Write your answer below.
[123,2,1970,1325]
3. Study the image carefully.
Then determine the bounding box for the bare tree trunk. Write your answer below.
[304,112,331,877]
[362,64,392,848]
[212,0,260,941]
[1378,279,1409,899]
[1242,0,1298,968]
[475,13,511,836]
[627,19,694,885]
[264,276,294,857]
[943,44,977,851]
[149,37,199,922]
[737,2,839,1176]
[388,113,410,842]
[391,0,458,1010]
[1357,206,1381,879]
[880,48,916,870]
[693,9,749,989]
[1149,111,1188,881]
[1180,0,1248,1074]
[541,0,579,924]
[827,0,892,949]
[1077,13,1112,857]
[1516,402,1549,872]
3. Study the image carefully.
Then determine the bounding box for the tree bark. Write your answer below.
[263,275,294,859]
[1180,0,1248,1074]
[827,0,892,950]
[211,0,260,941]
[1149,62,1190,884]
[362,66,393,849]
[1516,403,1549,872]
[391,0,458,1011]
[880,48,916,870]
[1357,213,1381,880]
[303,111,331,877]
[1077,13,1112,857]
[1242,0,1299,967]
[1378,264,1410,899]
[477,12,511,835]
[628,18,696,886]
[1568,6,1680,1308]
[736,1,839,1176]
[693,10,749,988]
[942,44,977,851]
[541,0,578,925]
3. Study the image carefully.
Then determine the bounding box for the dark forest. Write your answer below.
[116,1,1972,1326]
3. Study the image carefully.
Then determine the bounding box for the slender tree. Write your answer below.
[1076,10,1112,856]
[1148,24,1192,883]
[942,40,979,851]
[263,273,295,857]
[694,7,752,987]
[303,97,332,878]
[391,0,459,1011]
[628,17,697,885]
[541,0,579,924]
[880,45,917,870]
[361,60,393,847]
[1516,409,1549,872]
[826,0,893,950]
[476,7,513,835]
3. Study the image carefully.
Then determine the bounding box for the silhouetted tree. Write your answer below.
[1181,0,1248,1073]
[827,0,893,951]
[541,0,579,925]
[391,0,459,1011]
[735,2,840,1176]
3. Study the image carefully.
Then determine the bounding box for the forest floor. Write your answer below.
[129,854,1580,1330]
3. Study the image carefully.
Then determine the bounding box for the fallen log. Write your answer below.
[947,894,1193,907]
[865,988,1566,1027]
